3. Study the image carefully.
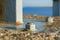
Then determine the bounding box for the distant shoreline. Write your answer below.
[23,14,46,21]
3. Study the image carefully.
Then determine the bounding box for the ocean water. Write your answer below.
[2,19,46,32]
[23,7,53,16]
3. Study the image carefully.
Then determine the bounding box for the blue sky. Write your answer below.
[23,0,53,7]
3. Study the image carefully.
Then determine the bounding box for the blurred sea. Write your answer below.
[23,7,53,16]
[2,19,46,32]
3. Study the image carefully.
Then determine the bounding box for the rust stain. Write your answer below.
[16,21,23,25]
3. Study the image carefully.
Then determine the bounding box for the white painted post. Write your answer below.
[16,0,23,25]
